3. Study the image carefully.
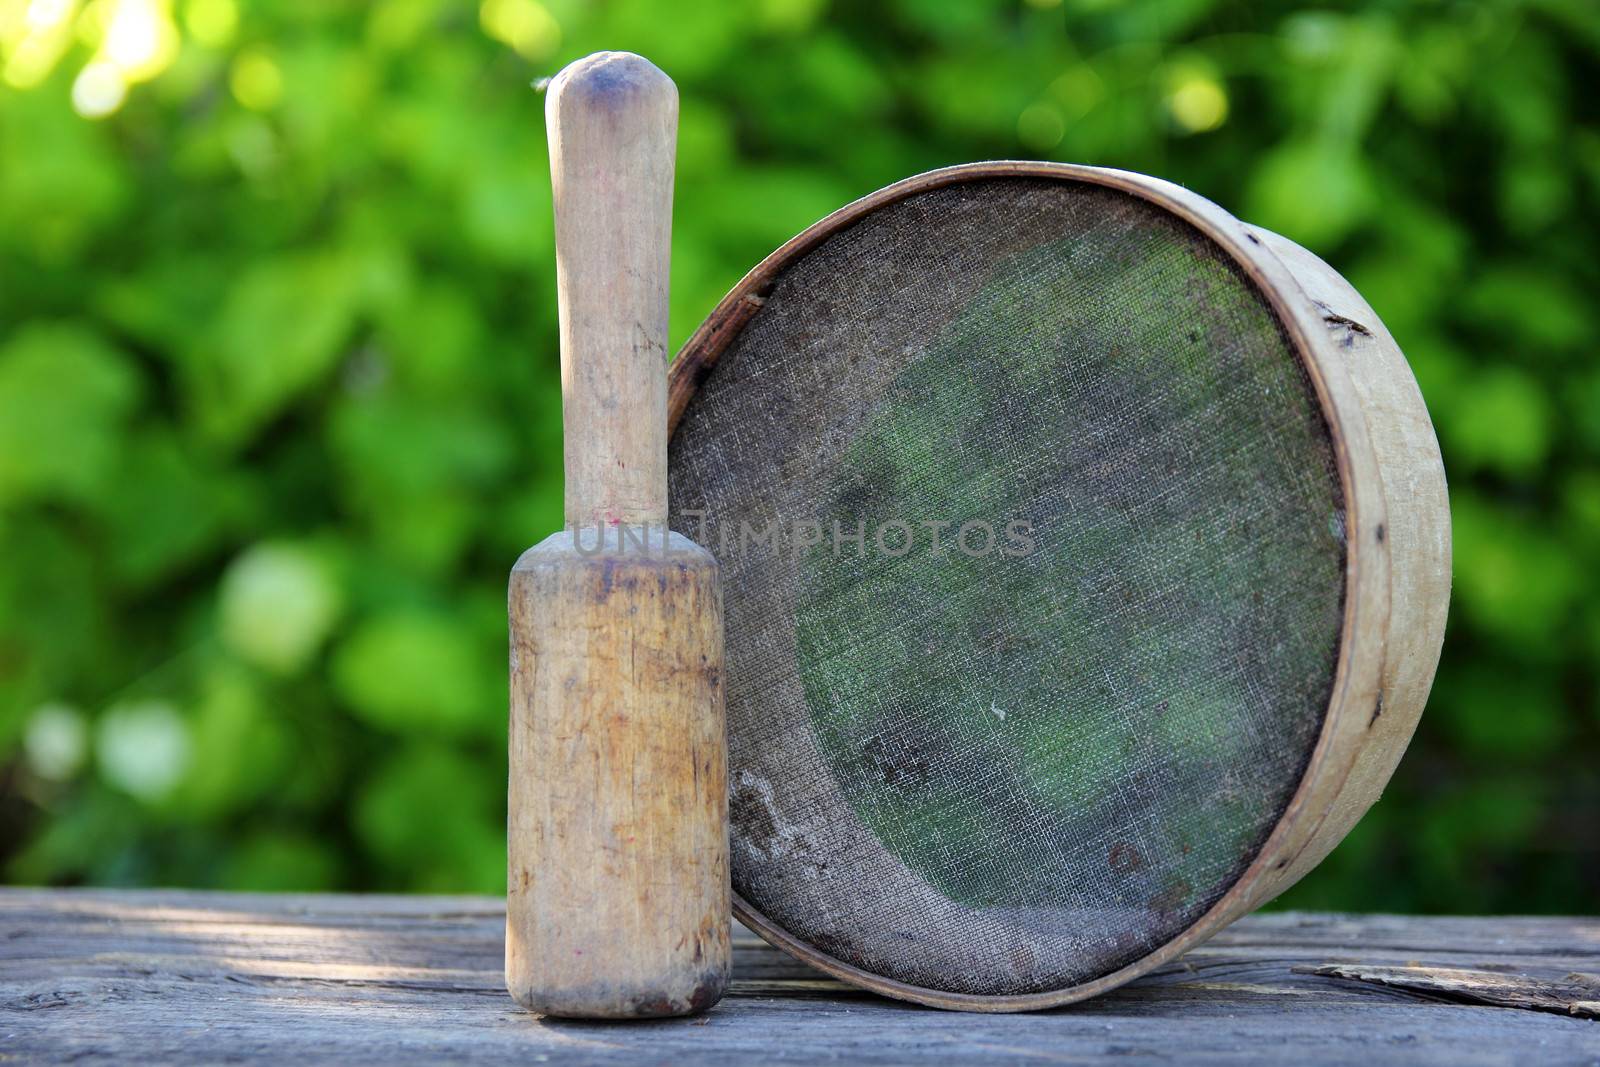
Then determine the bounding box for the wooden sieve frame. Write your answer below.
[667,161,1451,1012]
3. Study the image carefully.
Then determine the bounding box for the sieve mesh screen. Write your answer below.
[668,177,1346,997]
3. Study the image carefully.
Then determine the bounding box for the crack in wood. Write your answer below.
[1299,963,1600,1019]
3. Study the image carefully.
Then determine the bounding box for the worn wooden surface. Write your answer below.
[508,51,729,1019]
[508,530,729,1018]
[548,50,676,529]
[2,889,1596,1064]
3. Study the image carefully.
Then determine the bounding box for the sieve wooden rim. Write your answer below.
[668,161,1398,1011]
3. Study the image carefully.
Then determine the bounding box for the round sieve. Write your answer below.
[666,162,1450,1011]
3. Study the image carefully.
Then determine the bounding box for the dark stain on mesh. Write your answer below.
[670,177,1346,997]
[1109,842,1145,875]
[729,776,780,850]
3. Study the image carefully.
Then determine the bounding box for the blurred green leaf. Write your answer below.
[1451,493,1585,655]
[1245,138,1375,248]
[332,611,497,736]
[188,252,363,446]
[0,322,140,507]
[460,153,553,265]
[373,282,487,398]
[1439,366,1555,479]
[175,659,293,818]
[0,515,104,728]
[1464,266,1593,357]
[218,831,343,891]
[354,744,503,891]
[0,89,128,262]
[95,430,244,589]
[1431,657,1570,760]
[329,393,515,572]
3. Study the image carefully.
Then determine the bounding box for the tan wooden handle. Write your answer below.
[546,51,677,528]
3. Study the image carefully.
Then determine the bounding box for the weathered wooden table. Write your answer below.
[2,889,1595,1064]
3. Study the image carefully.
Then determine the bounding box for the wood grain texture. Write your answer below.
[1244,227,1452,904]
[507,531,729,1018]
[1304,963,1600,1019]
[665,161,1451,1010]
[547,51,676,528]
[506,51,727,1018]
[3,889,1596,1065]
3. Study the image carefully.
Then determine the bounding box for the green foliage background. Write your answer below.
[0,0,1595,912]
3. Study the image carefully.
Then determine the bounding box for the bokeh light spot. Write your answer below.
[1050,64,1105,121]
[220,542,343,674]
[1169,75,1228,133]
[24,703,89,781]
[182,0,234,48]
[97,700,192,801]
[71,57,125,115]
[230,47,282,110]
[100,0,178,83]
[26,0,75,30]
[1018,101,1066,149]
[479,0,558,61]
[3,0,80,87]
[756,0,827,34]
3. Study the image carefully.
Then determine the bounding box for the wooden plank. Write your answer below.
[1304,964,1600,1019]
[2,889,1596,1065]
